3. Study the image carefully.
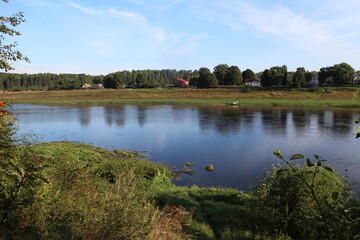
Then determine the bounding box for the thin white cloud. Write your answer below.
[191,0,358,57]
[65,1,205,57]
[66,1,103,16]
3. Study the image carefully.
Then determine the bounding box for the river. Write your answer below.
[12,104,360,190]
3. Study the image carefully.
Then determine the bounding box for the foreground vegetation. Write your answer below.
[1,87,360,108]
[1,101,360,239]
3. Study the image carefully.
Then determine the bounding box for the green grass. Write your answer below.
[2,87,360,108]
[11,97,360,108]
[32,141,254,239]
[155,186,253,239]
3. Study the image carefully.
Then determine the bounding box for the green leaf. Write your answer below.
[273,150,282,159]
[322,166,333,172]
[317,160,322,166]
[290,154,304,160]
[306,158,314,167]
[314,154,320,160]
[331,192,339,201]
[276,168,290,178]
[355,126,360,138]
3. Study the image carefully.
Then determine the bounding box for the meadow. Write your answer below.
[1,87,360,108]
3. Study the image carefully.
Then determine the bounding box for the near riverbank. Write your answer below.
[1,87,360,108]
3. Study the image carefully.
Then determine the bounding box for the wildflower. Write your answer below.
[0,102,3,106]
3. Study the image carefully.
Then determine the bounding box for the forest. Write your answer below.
[0,62,358,91]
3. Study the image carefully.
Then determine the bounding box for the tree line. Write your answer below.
[0,62,358,91]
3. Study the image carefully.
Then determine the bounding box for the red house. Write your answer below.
[172,78,189,88]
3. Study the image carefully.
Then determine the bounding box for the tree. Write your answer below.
[197,67,218,88]
[261,69,271,87]
[318,63,355,86]
[242,69,255,81]
[292,67,306,88]
[305,71,313,84]
[213,64,229,85]
[318,67,332,85]
[1,0,29,71]
[281,65,288,86]
[269,66,287,87]
[135,73,147,88]
[332,63,355,86]
[224,65,242,85]
[104,72,127,89]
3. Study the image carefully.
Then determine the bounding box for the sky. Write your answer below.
[2,0,360,75]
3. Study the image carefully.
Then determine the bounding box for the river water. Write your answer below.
[12,104,360,190]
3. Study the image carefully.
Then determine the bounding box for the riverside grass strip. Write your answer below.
[1,87,359,108]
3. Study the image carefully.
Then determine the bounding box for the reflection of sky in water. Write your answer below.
[12,104,360,191]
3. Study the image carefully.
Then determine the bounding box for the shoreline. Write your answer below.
[1,88,359,108]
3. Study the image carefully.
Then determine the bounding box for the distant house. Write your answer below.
[308,76,319,86]
[82,83,92,88]
[245,78,261,86]
[97,84,104,89]
[172,78,189,88]
[353,75,360,84]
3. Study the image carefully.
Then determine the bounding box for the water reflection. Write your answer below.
[292,109,312,136]
[12,104,360,190]
[78,107,92,126]
[197,107,242,135]
[261,108,288,136]
[104,106,126,127]
[136,105,147,128]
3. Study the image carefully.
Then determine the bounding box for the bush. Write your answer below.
[250,151,357,240]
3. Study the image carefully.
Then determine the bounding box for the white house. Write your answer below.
[82,83,92,88]
[245,78,261,86]
[353,75,360,84]
[308,76,319,86]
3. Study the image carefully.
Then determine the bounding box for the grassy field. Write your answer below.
[1,87,360,107]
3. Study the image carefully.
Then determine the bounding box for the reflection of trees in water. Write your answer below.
[104,106,126,127]
[171,105,192,123]
[78,107,91,126]
[261,108,288,136]
[260,108,357,138]
[197,107,242,135]
[136,105,147,128]
[241,108,258,130]
[292,109,312,136]
[317,110,355,138]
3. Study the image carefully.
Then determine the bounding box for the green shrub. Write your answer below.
[250,151,356,240]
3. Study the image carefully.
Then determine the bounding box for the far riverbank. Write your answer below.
[1,87,360,108]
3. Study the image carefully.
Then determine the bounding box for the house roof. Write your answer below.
[174,78,188,83]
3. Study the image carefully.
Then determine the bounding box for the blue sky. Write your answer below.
[3,0,360,75]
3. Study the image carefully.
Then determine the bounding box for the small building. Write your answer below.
[245,78,261,86]
[308,76,319,87]
[172,78,189,88]
[82,83,92,88]
[353,75,360,85]
[97,84,104,89]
